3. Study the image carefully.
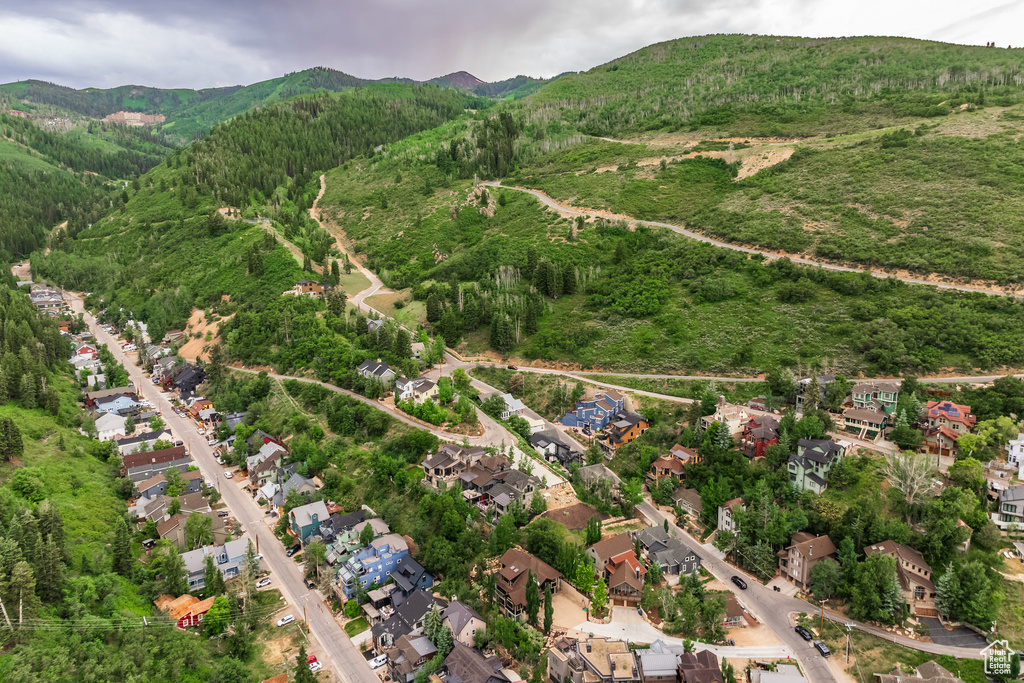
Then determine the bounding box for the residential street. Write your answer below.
[636,502,987,676]
[68,294,378,683]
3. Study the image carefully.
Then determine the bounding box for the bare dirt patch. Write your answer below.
[178,308,232,362]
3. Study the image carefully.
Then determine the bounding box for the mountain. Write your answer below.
[428,70,485,89]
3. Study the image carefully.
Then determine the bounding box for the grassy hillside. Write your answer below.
[318,137,1024,376]
[506,107,1024,283]
[524,34,1024,137]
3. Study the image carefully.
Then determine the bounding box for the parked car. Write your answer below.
[309,662,322,672]
[731,576,747,590]
[370,654,388,669]
[256,578,272,588]
[813,640,831,658]
[307,656,317,664]
[305,578,316,589]
[795,626,813,641]
[218,511,229,517]
[197,428,206,435]
[224,471,233,479]
[286,545,301,557]
[215,456,224,465]
[276,615,295,627]
[207,438,218,445]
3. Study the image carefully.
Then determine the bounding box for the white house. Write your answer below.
[1007,434,1024,479]
[96,413,128,441]
[498,393,526,421]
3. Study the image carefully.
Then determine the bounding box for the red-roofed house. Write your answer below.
[155,594,217,629]
[740,416,779,459]
[922,401,975,455]
[604,549,647,605]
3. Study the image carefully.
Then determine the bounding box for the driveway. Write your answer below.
[917,618,988,649]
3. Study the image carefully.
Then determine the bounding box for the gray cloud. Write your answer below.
[1,0,1022,89]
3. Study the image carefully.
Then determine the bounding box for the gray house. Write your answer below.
[121,446,192,483]
[631,526,701,575]
[998,485,1024,526]
[357,359,396,384]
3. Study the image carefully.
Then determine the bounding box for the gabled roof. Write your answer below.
[442,600,483,637]
[672,487,703,512]
[863,540,931,574]
[787,533,836,559]
[588,534,634,564]
[357,359,392,378]
[289,500,329,528]
[122,446,189,471]
[442,642,510,683]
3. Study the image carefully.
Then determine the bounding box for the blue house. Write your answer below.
[337,534,410,599]
[559,391,625,431]
[94,394,140,416]
[289,500,329,542]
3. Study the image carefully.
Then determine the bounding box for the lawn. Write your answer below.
[337,270,371,296]
[365,289,428,329]
[344,617,369,637]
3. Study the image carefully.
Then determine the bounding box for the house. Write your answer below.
[121,446,191,482]
[30,289,64,313]
[864,540,937,617]
[718,498,745,534]
[153,356,180,383]
[73,342,98,360]
[117,429,174,456]
[357,359,396,384]
[187,397,214,419]
[371,589,446,650]
[421,445,488,490]
[440,642,510,683]
[874,661,966,683]
[636,648,678,683]
[795,375,835,410]
[678,650,723,683]
[95,412,127,441]
[922,401,976,456]
[541,503,606,531]
[325,517,390,565]
[649,455,686,482]
[778,532,836,588]
[163,330,186,344]
[699,398,750,437]
[94,393,140,416]
[521,408,546,435]
[337,534,410,598]
[548,637,639,683]
[495,548,561,621]
[136,468,203,499]
[395,377,439,404]
[387,633,438,683]
[289,500,330,542]
[631,526,701,576]
[672,488,703,520]
[224,412,248,431]
[293,280,329,297]
[530,430,575,465]
[391,555,434,602]
[442,600,485,648]
[851,381,900,415]
[843,408,889,440]
[144,344,172,363]
[156,514,190,547]
[787,439,846,494]
[604,547,646,605]
[740,415,779,459]
[85,386,136,407]
[318,509,367,544]
[559,391,625,431]
[181,538,248,590]
[668,444,700,465]
[155,594,217,629]
[600,412,649,453]
[1008,433,1024,479]
[483,392,526,421]
[448,453,540,517]
[361,583,398,624]
[172,365,206,397]
[411,342,425,360]
[85,373,106,389]
[246,440,287,473]
[996,486,1024,526]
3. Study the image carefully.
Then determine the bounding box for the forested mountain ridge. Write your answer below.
[31,84,485,340]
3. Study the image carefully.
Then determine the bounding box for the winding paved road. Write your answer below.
[68,294,378,683]
[483,181,1023,299]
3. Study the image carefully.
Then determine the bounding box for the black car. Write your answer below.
[795,626,813,641]
[731,576,747,590]
[286,545,301,557]
[813,640,831,658]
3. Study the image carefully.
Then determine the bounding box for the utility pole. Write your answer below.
[255,528,259,554]
[819,598,827,634]
[845,623,852,664]
[304,594,309,631]
[143,616,149,645]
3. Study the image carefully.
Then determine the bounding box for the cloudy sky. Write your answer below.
[1,0,1022,89]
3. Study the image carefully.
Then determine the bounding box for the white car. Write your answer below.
[224,471,233,479]
[207,438,218,446]
[197,428,206,435]
[276,615,295,627]
[215,456,224,465]
[256,578,272,588]
[370,654,388,669]
[309,662,322,672]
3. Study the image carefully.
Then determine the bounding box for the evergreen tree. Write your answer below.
[294,643,317,683]
[112,516,134,576]
[424,603,445,641]
[593,576,607,615]
[204,553,226,595]
[543,583,554,633]
[393,329,413,359]
[435,625,454,658]
[0,417,23,461]
[525,570,540,625]
[35,537,64,602]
